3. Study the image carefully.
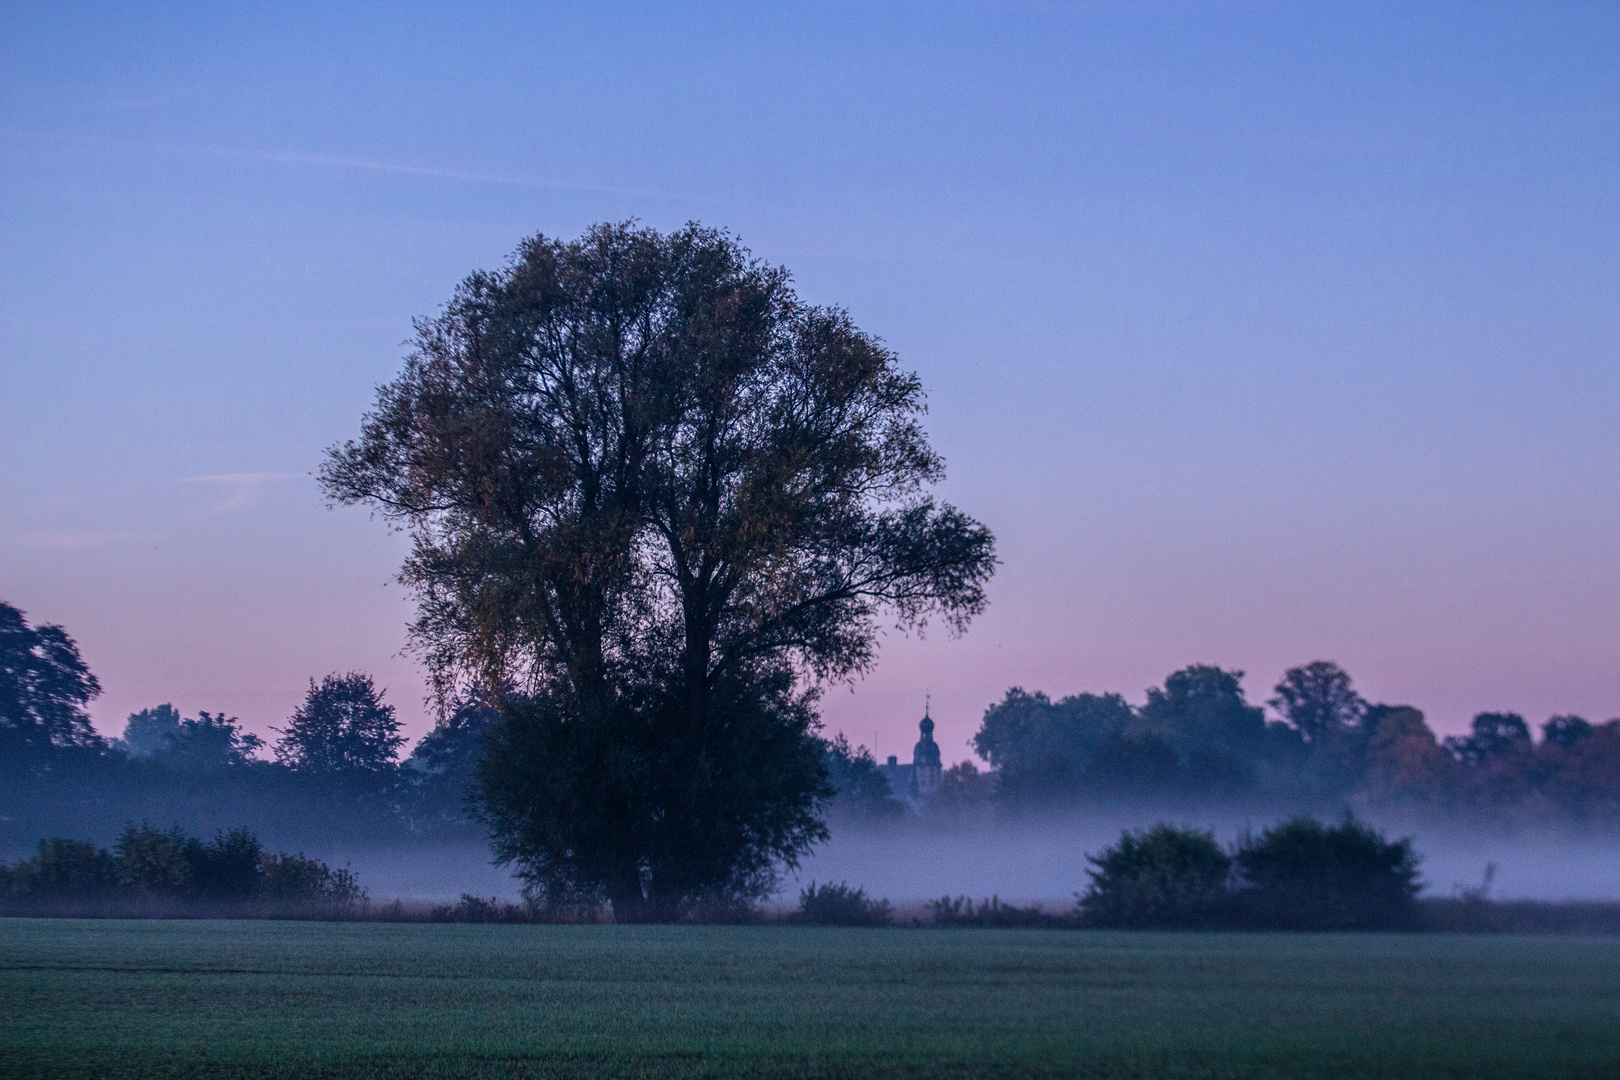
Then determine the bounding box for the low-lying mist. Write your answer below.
[303,814,1620,907]
[789,815,1620,906]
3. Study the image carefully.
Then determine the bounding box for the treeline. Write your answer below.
[827,662,1620,829]
[2,601,490,853]
[0,823,363,917]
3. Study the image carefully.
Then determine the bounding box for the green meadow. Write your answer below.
[3,919,1618,1079]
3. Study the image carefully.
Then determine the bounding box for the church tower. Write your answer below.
[912,705,942,799]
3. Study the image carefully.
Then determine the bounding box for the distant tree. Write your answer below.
[155,712,264,768]
[922,760,998,826]
[1444,712,1533,766]
[1232,814,1420,931]
[118,704,182,757]
[1360,705,1455,810]
[1269,661,1366,744]
[1538,719,1620,824]
[1134,665,1268,795]
[973,689,1133,805]
[274,673,403,775]
[1082,731,1187,796]
[322,223,995,920]
[0,601,103,754]
[821,735,904,824]
[184,828,264,898]
[0,838,118,900]
[1541,714,1592,749]
[1079,823,1232,929]
[1,825,362,911]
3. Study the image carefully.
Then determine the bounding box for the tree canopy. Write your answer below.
[321,222,996,919]
[0,601,102,756]
[274,673,403,775]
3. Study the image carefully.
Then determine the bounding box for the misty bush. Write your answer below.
[0,838,118,899]
[260,851,364,904]
[1079,824,1232,929]
[791,881,892,926]
[1231,816,1425,932]
[928,894,1055,928]
[0,823,363,912]
[1232,814,1421,930]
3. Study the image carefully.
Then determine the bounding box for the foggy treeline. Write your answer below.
[6,595,1618,903]
[826,662,1620,834]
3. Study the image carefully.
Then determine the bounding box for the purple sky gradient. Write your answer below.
[3,2,1616,765]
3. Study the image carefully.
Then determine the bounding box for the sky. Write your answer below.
[2,1,1616,765]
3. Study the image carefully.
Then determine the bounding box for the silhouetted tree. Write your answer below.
[1134,665,1270,795]
[274,673,403,775]
[1542,714,1593,749]
[118,704,182,757]
[1232,814,1420,930]
[973,688,1133,806]
[0,601,102,756]
[322,223,995,920]
[155,712,263,767]
[922,760,998,826]
[1079,823,1232,928]
[1445,712,1533,766]
[1539,719,1620,824]
[822,735,904,824]
[1360,705,1455,810]
[1269,661,1366,744]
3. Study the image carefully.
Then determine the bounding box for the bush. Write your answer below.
[261,852,364,904]
[0,838,118,899]
[430,894,533,923]
[0,823,364,915]
[1232,814,1420,930]
[791,881,892,926]
[928,894,1057,928]
[1079,823,1232,928]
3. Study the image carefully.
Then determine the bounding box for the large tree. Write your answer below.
[322,223,995,919]
[0,601,103,756]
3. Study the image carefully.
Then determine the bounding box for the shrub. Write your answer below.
[114,823,193,895]
[0,838,118,899]
[1232,814,1421,930]
[0,824,364,915]
[791,881,891,926]
[261,852,364,904]
[1079,824,1232,928]
[928,894,1056,928]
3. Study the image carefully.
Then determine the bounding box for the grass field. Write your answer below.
[4,920,1619,1079]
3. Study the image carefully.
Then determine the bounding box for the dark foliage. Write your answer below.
[0,601,102,756]
[1543,714,1593,749]
[0,824,363,915]
[478,671,828,920]
[118,704,182,757]
[791,880,892,926]
[1232,814,1421,931]
[928,894,1057,927]
[1445,712,1533,766]
[968,661,1620,828]
[1079,824,1233,929]
[822,734,904,825]
[1269,661,1366,745]
[275,673,404,775]
[321,222,995,920]
[973,689,1135,806]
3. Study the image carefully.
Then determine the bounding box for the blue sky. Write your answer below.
[3,1,1616,762]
